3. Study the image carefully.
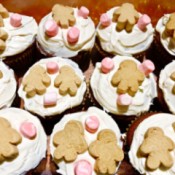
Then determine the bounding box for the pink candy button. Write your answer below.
[74,160,92,175]
[101,57,114,73]
[67,27,80,44]
[45,19,58,37]
[85,116,99,133]
[78,6,89,19]
[46,62,59,74]
[20,122,37,139]
[137,14,151,31]
[117,94,132,106]
[100,13,111,27]
[139,60,155,76]
[10,13,22,27]
[44,92,57,106]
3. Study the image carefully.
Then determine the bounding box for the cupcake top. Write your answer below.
[96,3,154,56]
[0,61,16,108]
[0,107,47,175]
[90,55,157,117]
[129,113,175,175]
[159,60,175,114]
[18,57,86,118]
[50,107,124,175]
[0,4,38,59]
[156,13,175,56]
[37,4,95,58]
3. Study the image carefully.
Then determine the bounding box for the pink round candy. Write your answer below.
[85,116,99,133]
[137,14,151,31]
[45,20,58,37]
[101,57,114,73]
[10,13,22,27]
[117,94,132,106]
[67,27,80,44]
[44,92,57,106]
[100,13,111,27]
[74,160,92,175]
[46,62,59,74]
[20,122,37,139]
[139,60,155,76]
[78,6,89,19]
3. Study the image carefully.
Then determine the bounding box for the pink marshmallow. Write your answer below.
[101,57,114,73]
[139,60,155,76]
[85,116,99,133]
[46,62,59,74]
[137,14,151,31]
[117,94,132,106]
[78,6,89,19]
[10,13,22,27]
[45,19,58,37]
[74,160,92,175]
[67,27,80,44]
[20,122,37,139]
[44,92,57,106]
[100,13,111,27]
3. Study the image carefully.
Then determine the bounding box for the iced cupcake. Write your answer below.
[50,107,124,175]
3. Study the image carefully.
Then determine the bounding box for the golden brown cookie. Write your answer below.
[165,13,175,39]
[89,129,124,174]
[0,4,9,27]
[54,65,82,96]
[139,127,175,170]
[53,120,88,162]
[0,117,22,162]
[0,29,8,51]
[111,60,145,96]
[113,3,139,32]
[52,4,76,28]
[22,65,51,97]
[170,71,175,94]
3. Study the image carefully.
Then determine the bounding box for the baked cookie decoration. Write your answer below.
[165,13,175,39]
[139,127,175,170]
[0,4,9,27]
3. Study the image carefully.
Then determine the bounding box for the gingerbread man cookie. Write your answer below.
[165,13,175,39]
[111,60,145,96]
[22,65,51,97]
[89,129,124,174]
[53,120,88,162]
[0,4,9,27]
[113,3,139,32]
[0,117,22,162]
[139,127,175,170]
[52,4,76,28]
[170,71,175,94]
[54,65,82,96]
[0,29,8,51]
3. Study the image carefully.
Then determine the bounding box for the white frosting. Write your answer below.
[90,55,157,116]
[96,7,154,56]
[18,57,86,118]
[156,14,175,56]
[159,61,175,114]
[0,108,47,175]
[0,61,16,108]
[129,113,175,175]
[37,8,95,57]
[50,107,123,175]
[0,13,38,58]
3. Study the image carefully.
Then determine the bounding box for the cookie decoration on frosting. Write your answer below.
[139,127,175,170]
[170,71,175,94]
[22,65,51,97]
[0,4,9,27]
[53,120,88,162]
[113,3,139,32]
[52,4,76,28]
[165,13,175,39]
[89,129,124,174]
[0,29,8,51]
[111,60,145,96]
[54,65,82,96]
[0,117,22,162]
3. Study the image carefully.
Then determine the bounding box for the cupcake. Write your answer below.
[0,61,17,109]
[37,4,95,69]
[93,3,154,62]
[90,55,157,120]
[0,3,38,74]
[0,107,47,175]
[18,57,87,119]
[50,107,124,175]
[128,112,175,174]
